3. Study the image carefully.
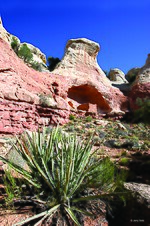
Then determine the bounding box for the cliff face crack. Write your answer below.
[0,68,12,72]
[68,84,111,113]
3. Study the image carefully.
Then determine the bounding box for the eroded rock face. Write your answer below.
[129,54,150,111]
[0,18,47,69]
[54,38,128,115]
[0,17,11,43]
[0,37,70,134]
[18,42,47,66]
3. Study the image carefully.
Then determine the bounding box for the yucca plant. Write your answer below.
[0,127,124,225]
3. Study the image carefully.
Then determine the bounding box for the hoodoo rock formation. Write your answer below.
[129,54,150,111]
[53,38,127,115]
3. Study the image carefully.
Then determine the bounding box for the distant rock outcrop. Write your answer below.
[18,43,48,71]
[108,68,128,84]
[19,43,46,64]
[129,54,150,111]
[0,17,47,71]
[53,38,128,116]
[108,68,129,94]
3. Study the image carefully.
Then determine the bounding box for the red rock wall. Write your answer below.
[0,99,69,134]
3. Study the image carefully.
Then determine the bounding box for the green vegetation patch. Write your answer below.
[134,97,150,123]
[0,127,125,225]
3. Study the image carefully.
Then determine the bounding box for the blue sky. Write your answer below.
[1,0,150,73]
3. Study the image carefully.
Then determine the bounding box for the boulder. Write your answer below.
[108,68,129,94]
[124,182,150,206]
[129,54,150,111]
[109,182,150,226]
[53,38,128,115]
[108,68,128,84]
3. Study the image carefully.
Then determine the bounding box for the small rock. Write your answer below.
[117,122,127,131]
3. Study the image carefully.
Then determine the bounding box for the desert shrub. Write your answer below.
[134,97,150,123]
[18,43,33,63]
[30,61,43,72]
[125,68,140,83]
[126,73,136,83]
[93,136,101,146]
[47,56,61,71]
[0,127,125,225]
[11,36,20,54]
[11,39,45,71]
[69,114,75,120]
[119,157,130,166]
[11,41,43,72]
[67,125,75,132]
[121,151,127,157]
[85,116,92,122]
[3,168,20,206]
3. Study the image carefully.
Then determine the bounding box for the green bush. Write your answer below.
[121,151,127,157]
[0,127,125,225]
[18,44,33,63]
[11,36,20,54]
[30,61,43,72]
[85,116,92,122]
[11,40,44,71]
[69,114,75,120]
[47,56,60,71]
[119,157,130,166]
[125,68,140,83]
[134,97,150,123]
[3,168,20,206]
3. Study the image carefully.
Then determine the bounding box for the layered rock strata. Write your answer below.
[0,38,70,134]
